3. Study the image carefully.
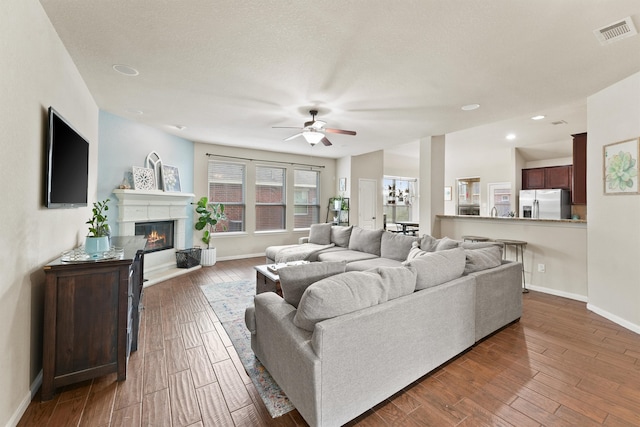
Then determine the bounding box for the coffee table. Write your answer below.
[254,264,282,296]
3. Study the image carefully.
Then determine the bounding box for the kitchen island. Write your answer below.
[437,215,587,301]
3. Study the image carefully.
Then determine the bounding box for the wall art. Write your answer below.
[603,138,639,195]
[162,164,181,192]
[132,166,156,190]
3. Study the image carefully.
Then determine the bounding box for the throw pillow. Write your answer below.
[403,247,466,290]
[331,225,353,248]
[435,237,460,251]
[405,241,427,261]
[278,261,346,308]
[348,227,384,256]
[420,235,439,252]
[463,245,503,275]
[293,267,417,332]
[308,222,332,245]
[380,232,420,261]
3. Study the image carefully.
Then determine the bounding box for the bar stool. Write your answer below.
[495,239,528,293]
[462,235,491,242]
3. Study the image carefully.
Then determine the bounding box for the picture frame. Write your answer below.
[132,166,156,190]
[339,177,347,192]
[444,186,452,201]
[162,164,181,192]
[603,138,639,195]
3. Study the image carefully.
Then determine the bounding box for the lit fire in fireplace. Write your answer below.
[135,221,174,253]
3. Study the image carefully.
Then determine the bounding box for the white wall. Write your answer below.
[586,72,640,332]
[193,142,336,259]
[350,150,384,229]
[444,131,516,216]
[0,1,98,425]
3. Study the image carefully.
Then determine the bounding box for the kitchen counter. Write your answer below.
[437,214,586,225]
[436,214,587,300]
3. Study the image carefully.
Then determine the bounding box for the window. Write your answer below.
[383,177,417,225]
[255,166,285,231]
[294,169,320,228]
[208,161,245,232]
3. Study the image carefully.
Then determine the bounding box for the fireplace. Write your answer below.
[135,221,174,253]
[113,189,195,286]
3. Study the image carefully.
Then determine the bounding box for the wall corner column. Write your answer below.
[419,135,446,237]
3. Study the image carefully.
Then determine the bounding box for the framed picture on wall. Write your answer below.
[444,186,452,201]
[132,166,156,190]
[339,177,347,192]
[603,138,639,195]
[162,165,181,192]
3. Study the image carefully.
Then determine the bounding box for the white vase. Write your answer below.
[201,247,217,266]
[334,200,342,210]
[85,236,110,255]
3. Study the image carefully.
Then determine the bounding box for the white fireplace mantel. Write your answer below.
[113,189,197,286]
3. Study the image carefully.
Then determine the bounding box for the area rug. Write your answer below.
[199,280,294,418]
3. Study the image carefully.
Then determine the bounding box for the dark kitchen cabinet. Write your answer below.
[572,133,587,204]
[522,165,572,191]
[522,168,545,189]
[41,236,145,400]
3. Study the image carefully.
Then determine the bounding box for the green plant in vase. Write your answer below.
[85,198,111,254]
[194,197,226,266]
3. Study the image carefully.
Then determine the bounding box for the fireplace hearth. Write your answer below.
[135,221,174,253]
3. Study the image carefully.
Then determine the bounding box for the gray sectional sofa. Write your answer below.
[248,223,522,427]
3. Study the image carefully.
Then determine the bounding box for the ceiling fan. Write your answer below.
[273,110,357,146]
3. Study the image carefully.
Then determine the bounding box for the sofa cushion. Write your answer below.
[419,235,460,252]
[278,261,346,308]
[403,247,466,290]
[406,241,427,261]
[331,225,353,248]
[348,227,384,256]
[265,244,298,262]
[345,257,403,271]
[308,222,332,245]
[380,232,420,261]
[293,267,417,331]
[317,249,377,263]
[463,245,503,275]
[435,237,460,251]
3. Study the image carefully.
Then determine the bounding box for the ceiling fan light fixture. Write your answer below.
[303,130,324,146]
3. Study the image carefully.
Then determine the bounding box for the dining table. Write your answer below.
[395,221,420,235]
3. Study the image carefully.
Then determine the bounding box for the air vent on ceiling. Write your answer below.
[551,120,567,126]
[593,17,638,45]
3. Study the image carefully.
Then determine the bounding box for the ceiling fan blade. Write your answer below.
[325,128,356,136]
[310,120,326,130]
[321,137,332,146]
[284,132,303,141]
[273,126,303,129]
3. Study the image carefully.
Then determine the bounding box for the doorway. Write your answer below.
[358,179,377,229]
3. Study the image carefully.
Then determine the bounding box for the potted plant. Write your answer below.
[194,196,226,266]
[85,198,111,255]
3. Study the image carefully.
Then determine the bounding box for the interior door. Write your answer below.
[358,179,377,229]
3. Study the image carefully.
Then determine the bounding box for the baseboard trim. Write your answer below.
[217,252,265,262]
[525,285,588,303]
[7,370,42,427]
[586,303,640,335]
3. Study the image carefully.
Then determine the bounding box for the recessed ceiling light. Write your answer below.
[461,104,480,111]
[506,133,516,140]
[113,64,139,76]
[531,115,545,120]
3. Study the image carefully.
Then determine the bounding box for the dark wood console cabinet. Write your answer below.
[42,236,146,400]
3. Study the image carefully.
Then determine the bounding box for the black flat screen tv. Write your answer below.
[45,107,90,208]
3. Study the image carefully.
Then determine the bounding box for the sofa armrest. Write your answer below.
[299,236,310,244]
[470,260,522,341]
[244,306,256,334]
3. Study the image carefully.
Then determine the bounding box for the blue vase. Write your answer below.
[85,236,110,255]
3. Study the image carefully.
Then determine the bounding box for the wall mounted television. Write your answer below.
[45,107,90,208]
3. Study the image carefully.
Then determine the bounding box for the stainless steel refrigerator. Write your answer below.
[519,189,571,219]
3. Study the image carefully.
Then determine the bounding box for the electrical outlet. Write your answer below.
[538,263,546,273]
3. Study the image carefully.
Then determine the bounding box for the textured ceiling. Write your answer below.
[39,0,640,159]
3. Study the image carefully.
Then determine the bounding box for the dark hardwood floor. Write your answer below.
[19,257,640,426]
